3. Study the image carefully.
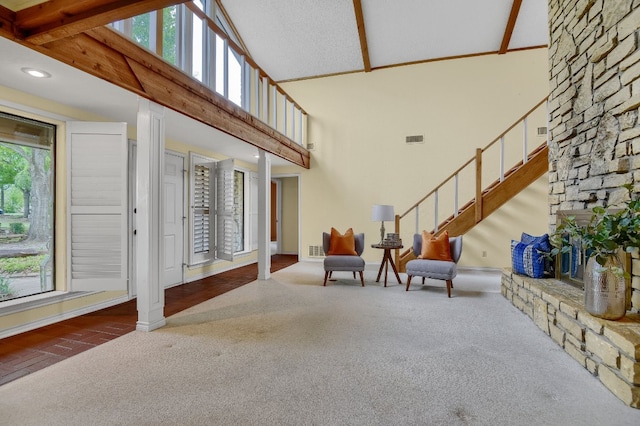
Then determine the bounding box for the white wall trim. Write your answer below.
[185,257,257,283]
[0,99,74,122]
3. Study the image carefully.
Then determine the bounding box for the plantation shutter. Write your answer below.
[215,158,235,261]
[190,159,214,265]
[250,172,258,251]
[67,121,128,291]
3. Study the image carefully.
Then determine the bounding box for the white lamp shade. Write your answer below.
[371,204,395,222]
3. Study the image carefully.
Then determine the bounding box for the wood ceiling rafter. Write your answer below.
[0,5,15,35]
[352,0,371,72]
[499,0,522,54]
[13,0,189,45]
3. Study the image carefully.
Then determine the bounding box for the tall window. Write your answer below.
[110,2,307,146]
[0,112,54,301]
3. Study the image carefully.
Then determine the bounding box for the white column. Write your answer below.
[136,98,166,332]
[257,149,271,280]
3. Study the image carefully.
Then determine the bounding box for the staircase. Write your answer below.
[396,96,549,271]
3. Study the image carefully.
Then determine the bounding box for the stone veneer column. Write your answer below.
[548,0,640,312]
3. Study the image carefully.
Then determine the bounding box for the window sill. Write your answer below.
[0,291,91,316]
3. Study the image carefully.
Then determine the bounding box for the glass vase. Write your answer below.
[584,255,626,320]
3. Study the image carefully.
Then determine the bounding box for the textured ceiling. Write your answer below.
[220,0,549,82]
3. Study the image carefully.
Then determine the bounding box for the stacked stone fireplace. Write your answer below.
[500,1,640,408]
[548,0,640,313]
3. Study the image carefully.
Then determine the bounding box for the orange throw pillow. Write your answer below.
[419,230,453,261]
[328,227,358,255]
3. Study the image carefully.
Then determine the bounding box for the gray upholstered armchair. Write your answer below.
[322,231,366,286]
[405,234,463,297]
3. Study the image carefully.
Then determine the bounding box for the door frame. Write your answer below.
[271,173,301,257]
[128,144,186,298]
[271,179,281,254]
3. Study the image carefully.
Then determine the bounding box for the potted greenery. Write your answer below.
[548,183,640,320]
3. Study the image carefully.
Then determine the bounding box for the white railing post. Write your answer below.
[454,174,459,217]
[434,190,439,233]
[283,97,288,137]
[261,77,269,123]
[297,109,303,145]
[302,112,307,147]
[254,68,260,118]
[523,116,528,164]
[415,205,420,235]
[500,136,505,182]
[272,85,278,129]
[291,102,296,140]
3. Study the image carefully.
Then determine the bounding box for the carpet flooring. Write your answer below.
[1,262,639,425]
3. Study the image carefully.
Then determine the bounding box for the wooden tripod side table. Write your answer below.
[371,244,403,287]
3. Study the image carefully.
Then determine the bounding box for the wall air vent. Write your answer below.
[307,142,315,150]
[405,135,424,144]
[537,127,547,136]
[308,245,324,257]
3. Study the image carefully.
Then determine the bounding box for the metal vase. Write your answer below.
[584,255,626,320]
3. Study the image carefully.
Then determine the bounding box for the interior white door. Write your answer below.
[163,152,184,287]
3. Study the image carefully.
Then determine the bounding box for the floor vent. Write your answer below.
[308,245,324,257]
[405,135,424,144]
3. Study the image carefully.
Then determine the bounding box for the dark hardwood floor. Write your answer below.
[0,255,297,386]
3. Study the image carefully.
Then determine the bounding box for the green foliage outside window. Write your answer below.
[9,222,25,234]
[0,255,44,275]
[163,7,177,65]
[0,275,16,301]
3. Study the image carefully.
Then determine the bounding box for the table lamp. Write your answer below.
[371,204,395,244]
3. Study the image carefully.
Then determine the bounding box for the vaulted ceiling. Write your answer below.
[0,0,548,166]
[219,0,548,82]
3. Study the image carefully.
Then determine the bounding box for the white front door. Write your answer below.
[163,152,184,287]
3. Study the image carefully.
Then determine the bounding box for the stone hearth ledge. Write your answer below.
[502,268,640,408]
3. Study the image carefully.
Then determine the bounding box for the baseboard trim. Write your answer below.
[185,258,257,283]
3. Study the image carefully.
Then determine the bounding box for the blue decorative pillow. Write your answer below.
[511,240,546,278]
[521,233,554,277]
[521,232,552,253]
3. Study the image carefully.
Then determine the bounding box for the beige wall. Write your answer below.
[279,48,550,266]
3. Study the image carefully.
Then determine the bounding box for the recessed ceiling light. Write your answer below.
[21,67,51,78]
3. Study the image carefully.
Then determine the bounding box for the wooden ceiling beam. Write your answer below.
[30,26,309,168]
[14,0,188,45]
[352,0,371,72]
[0,4,15,35]
[499,0,522,54]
